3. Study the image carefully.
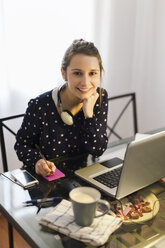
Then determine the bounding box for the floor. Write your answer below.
[0,213,30,248]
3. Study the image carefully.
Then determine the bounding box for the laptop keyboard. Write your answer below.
[93,167,122,188]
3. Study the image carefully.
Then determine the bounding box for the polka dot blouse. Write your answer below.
[14,87,108,169]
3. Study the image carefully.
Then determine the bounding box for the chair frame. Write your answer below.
[0,114,24,172]
[0,94,138,170]
[107,92,138,141]
[0,114,24,248]
[0,95,137,248]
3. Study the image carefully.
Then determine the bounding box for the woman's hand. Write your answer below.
[35,159,56,177]
[82,92,99,118]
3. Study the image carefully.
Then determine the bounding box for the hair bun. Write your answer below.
[73,39,84,44]
[62,38,103,73]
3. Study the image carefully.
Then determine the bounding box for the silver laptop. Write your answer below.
[75,131,165,199]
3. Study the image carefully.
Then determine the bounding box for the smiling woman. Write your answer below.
[61,54,100,118]
[14,39,108,177]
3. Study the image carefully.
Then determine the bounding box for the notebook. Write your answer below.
[75,131,165,199]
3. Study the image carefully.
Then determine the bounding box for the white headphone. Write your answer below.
[58,86,74,125]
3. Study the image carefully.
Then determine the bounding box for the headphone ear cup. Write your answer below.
[61,110,74,125]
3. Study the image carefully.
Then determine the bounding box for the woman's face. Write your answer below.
[61,54,101,101]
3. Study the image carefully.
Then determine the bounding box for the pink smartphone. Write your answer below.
[43,168,65,181]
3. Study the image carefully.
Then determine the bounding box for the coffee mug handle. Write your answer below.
[95,199,110,218]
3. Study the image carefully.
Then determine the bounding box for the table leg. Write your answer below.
[8,222,14,248]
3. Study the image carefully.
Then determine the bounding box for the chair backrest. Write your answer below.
[107,92,138,142]
[0,114,24,172]
[0,94,138,171]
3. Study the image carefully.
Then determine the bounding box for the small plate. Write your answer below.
[117,189,160,224]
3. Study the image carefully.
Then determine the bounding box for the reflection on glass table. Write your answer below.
[1,130,165,248]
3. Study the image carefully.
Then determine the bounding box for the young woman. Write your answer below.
[14,39,108,176]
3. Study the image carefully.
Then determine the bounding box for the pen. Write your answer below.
[23,196,62,204]
[35,144,55,175]
[35,144,49,165]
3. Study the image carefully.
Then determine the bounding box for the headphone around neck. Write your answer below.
[57,86,74,125]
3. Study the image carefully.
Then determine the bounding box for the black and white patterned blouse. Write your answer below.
[14,87,108,169]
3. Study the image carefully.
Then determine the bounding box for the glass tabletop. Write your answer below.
[21,150,165,247]
[106,182,165,248]
[1,133,165,248]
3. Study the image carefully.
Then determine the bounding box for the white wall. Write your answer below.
[97,0,165,134]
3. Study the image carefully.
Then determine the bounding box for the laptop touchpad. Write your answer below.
[101,157,123,168]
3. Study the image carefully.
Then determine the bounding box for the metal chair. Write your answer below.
[0,93,138,168]
[0,114,24,248]
[107,92,138,142]
[0,114,24,172]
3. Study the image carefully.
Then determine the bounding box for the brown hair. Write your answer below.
[61,39,104,76]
